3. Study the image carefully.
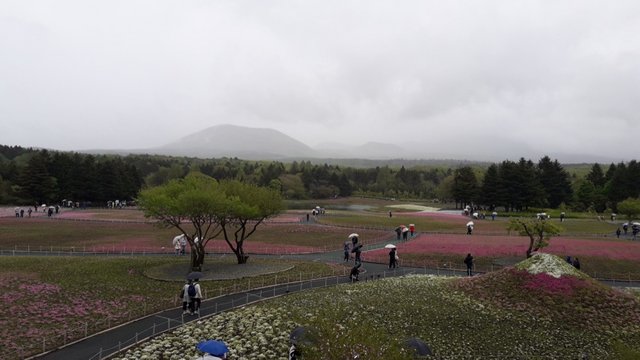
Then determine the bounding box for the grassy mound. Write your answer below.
[455,253,640,345]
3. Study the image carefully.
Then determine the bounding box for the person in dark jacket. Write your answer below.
[572,257,581,270]
[388,248,397,269]
[343,242,350,262]
[464,253,474,276]
[350,263,361,282]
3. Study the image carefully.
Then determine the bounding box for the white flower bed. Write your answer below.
[113,307,296,360]
[514,252,585,278]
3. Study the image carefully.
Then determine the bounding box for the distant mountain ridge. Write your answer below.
[150,124,412,160]
[152,124,316,160]
[81,124,622,164]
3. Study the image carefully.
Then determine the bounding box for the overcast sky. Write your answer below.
[1,1,639,162]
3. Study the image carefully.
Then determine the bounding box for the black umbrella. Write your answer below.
[187,271,203,280]
[405,338,433,356]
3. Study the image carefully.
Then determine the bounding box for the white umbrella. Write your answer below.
[402,227,409,232]
[348,233,359,238]
[633,222,640,226]
[466,221,474,226]
[385,244,396,249]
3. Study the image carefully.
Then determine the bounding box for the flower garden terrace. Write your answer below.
[1,205,639,359]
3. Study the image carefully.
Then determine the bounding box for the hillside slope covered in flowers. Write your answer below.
[114,254,640,359]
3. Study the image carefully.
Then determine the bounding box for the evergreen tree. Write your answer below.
[537,156,573,208]
[480,164,500,210]
[586,163,606,188]
[452,166,478,208]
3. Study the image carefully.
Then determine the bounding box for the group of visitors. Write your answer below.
[173,234,188,255]
[394,224,415,240]
[181,279,203,315]
[616,223,639,239]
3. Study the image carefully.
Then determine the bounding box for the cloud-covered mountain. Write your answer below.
[148,124,412,160]
[151,124,316,160]
[132,124,620,164]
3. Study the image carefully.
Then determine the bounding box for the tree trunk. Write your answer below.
[233,243,249,264]
[190,243,205,272]
[526,236,534,258]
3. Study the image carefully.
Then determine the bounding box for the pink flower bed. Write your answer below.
[522,272,588,296]
[0,274,136,358]
[366,234,640,260]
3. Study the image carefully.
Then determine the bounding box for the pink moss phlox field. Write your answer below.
[366,234,640,260]
[522,272,587,296]
[0,274,142,358]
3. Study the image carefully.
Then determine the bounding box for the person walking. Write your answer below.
[173,236,181,255]
[388,248,397,269]
[354,245,362,264]
[343,242,350,262]
[193,279,203,315]
[616,227,621,238]
[464,253,474,276]
[181,280,191,315]
[180,236,187,255]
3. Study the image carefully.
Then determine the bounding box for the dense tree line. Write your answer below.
[0,147,142,205]
[1,145,638,212]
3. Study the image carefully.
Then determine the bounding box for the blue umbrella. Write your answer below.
[197,340,229,356]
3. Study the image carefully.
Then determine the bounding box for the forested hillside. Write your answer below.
[1,145,638,212]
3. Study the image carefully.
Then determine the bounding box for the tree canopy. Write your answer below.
[616,198,640,222]
[507,218,562,258]
[137,173,283,270]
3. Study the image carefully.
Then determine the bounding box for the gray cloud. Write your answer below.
[1,0,639,162]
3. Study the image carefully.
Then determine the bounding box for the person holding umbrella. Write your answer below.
[402,226,409,240]
[349,233,359,246]
[466,221,474,235]
[352,243,363,264]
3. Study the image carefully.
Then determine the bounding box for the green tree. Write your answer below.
[138,173,283,270]
[19,150,58,204]
[508,218,562,258]
[586,163,606,188]
[452,166,478,208]
[537,156,573,208]
[480,164,500,209]
[616,198,640,222]
[217,179,284,264]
